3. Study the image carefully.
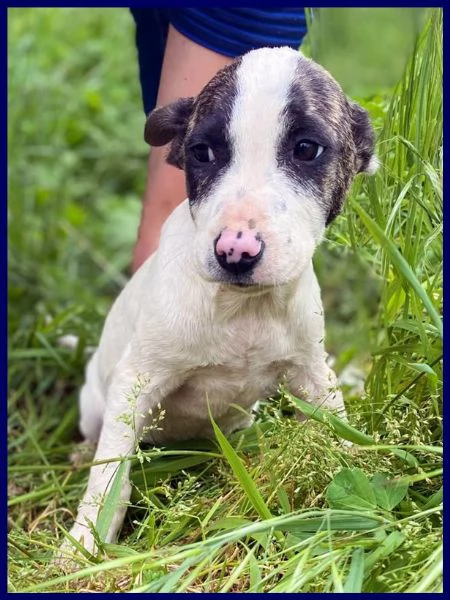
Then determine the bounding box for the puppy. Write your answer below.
[58,47,377,559]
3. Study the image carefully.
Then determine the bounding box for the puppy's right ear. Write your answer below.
[144,97,195,169]
[349,101,379,175]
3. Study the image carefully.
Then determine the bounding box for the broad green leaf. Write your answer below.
[371,473,409,510]
[326,468,377,511]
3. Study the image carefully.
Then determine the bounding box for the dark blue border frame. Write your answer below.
[441,4,447,599]
[4,3,445,598]
[4,1,444,7]
[3,4,9,597]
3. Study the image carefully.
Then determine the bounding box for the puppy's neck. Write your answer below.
[213,273,305,323]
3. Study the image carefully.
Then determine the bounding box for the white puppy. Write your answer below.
[58,47,377,559]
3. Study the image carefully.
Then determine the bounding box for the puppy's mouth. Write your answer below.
[203,270,277,295]
[205,271,259,288]
[232,281,256,288]
[223,280,270,292]
[203,256,255,286]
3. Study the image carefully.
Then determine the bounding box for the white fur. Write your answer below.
[57,48,347,561]
[231,47,299,179]
[366,154,380,175]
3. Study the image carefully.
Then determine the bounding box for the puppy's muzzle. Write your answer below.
[214,228,265,276]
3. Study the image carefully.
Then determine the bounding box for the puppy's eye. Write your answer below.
[191,144,215,163]
[293,140,324,162]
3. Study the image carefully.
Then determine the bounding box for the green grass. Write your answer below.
[8,8,442,593]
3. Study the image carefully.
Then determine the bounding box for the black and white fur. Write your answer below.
[57,47,377,560]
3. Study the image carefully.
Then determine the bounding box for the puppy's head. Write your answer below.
[145,47,377,288]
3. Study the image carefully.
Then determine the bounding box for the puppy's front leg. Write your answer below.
[286,358,346,420]
[57,349,177,562]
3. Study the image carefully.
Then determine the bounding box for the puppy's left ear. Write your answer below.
[144,97,195,169]
[349,102,379,174]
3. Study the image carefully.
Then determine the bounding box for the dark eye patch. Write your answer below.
[184,115,232,208]
[186,118,231,168]
[166,58,240,215]
[276,107,339,212]
[277,65,356,224]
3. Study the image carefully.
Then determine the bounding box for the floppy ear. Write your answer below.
[144,97,195,169]
[325,101,378,226]
[349,101,379,174]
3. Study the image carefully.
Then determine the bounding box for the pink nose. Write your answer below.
[214,228,264,275]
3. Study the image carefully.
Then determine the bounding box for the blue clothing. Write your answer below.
[130,8,307,115]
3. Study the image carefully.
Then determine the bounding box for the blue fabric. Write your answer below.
[130,8,307,115]
[170,9,307,58]
[130,8,171,117]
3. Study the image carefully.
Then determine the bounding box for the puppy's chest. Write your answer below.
[151,316,296,442]
[186,317,295,398]
[218,318,289,364]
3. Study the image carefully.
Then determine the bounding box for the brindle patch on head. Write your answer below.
[184,60,242,212]
[189,59,242,129]
[278,55,375,224]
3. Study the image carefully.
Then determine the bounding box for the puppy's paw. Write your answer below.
[53,524,99,572]
[53,546,85,573]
